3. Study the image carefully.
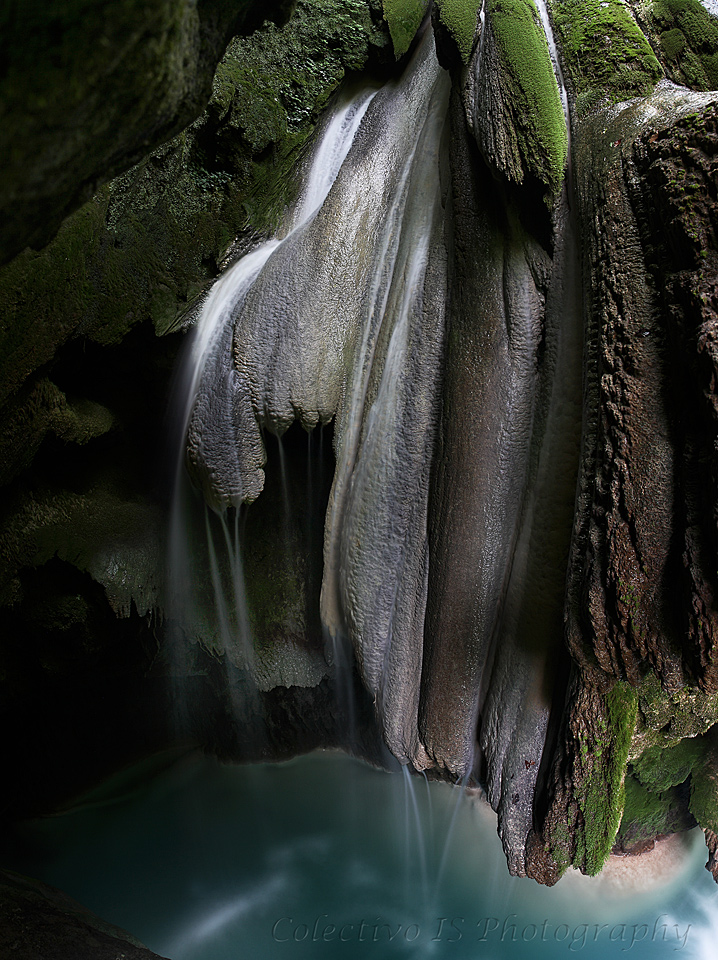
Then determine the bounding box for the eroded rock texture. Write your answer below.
[565,85,718,697]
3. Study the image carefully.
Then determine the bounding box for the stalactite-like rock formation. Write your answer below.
[1,0,718,903]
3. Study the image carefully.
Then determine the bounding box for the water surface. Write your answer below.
[6,751,716,959]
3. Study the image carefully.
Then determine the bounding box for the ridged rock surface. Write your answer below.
[185,28,452,763]
[565,83,718,693]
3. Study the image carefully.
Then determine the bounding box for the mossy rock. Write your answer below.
[636,0,718,90]
[617,774,694,848]
[435,0,483,62]
[382,0,431,57]
[486,0,568,191]
[575,682,638,874]
[546,681,638,876]
[633,736,708,792]
[631,672,718,757]
[549,0,663,112]
[0,0,296,267]
[661,27,687,60]
[0,379,114,486]
[690,760,718,832]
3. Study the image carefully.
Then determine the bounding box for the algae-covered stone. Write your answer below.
[616,775,694,850]
[382,0,431,56]
[531,676,638,881]
[0,379,113,486]
[633,737,708,790]
[690,739,718,832]
[549,0,663,113]
[0,481,162,617]
[633,672,718,753]
[435,0,483,62]
[633,0,718,90]
[467,0,567,192]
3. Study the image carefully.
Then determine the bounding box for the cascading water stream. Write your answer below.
[534,0,570,146]
[318,30,450,763]
[169,23,450,764]
[166,81,379,691]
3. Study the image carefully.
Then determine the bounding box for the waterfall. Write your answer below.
[167,26,450,765]
[168,8,582,877]
[166,76,380,686]
[319,33,450,764]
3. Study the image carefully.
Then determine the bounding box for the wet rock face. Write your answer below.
[566,87,718,695]
[527,83,718,882]
[630,105,718,692]
[706,829,718,880]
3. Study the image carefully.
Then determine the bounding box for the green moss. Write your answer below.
[435,0,483,62]
[549,0,663,112]
[575,683,638,875]
[646,0,718,90]
[633,672,718,753]
[633,737,707,792]
[194,0,390,233]
[660,27,687,60]
[704,52,718,88]
[621,775,673,836]
[617,775,688,846]
[382,0,430,57]
[487,0,568,191]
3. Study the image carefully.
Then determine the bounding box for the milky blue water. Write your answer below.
[7,751,717,960]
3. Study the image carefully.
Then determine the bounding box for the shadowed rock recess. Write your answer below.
[2,0,718,940]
